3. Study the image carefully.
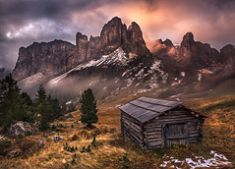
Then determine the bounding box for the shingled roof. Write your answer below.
[119,97,182,123]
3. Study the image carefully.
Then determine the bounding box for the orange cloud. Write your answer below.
[70,0,235,48]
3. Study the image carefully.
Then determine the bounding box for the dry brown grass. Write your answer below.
[0,96,234,168]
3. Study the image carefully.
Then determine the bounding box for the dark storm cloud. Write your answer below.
[0,0,234,69]
[0,0,110,68]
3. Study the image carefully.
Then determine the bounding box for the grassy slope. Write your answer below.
[0,96,234,169]
[187,96,235,163]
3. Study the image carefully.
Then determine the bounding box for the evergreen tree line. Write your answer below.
[0,74,62,132]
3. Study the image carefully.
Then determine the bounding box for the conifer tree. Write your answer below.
[50,98,62,119]
[0,74,33,131]
[80,88,98,127]
[35,86,51,130]
[35,86,62,130]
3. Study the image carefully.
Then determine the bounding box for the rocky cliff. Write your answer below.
[11,17,235,98]
[12,40,75,81]
[220,44,235,70]
[151,32,234,72]
[13,17,150,81]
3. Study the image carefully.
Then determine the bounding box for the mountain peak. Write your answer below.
[100,16,126,46]
[183,32,194,41]
[13,39,75,81]
[221,44,234,51]
[220,44,235,60]
[13,16,150,81]
[181,32,195,49]
[108,16,122,24]
[128,22,143,40]
[128,22,140,30]
[76,32,88,46]
[163,39,174,48]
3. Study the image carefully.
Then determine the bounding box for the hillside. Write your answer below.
[1,96,234,169]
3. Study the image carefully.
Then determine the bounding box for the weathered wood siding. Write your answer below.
[143,108,203,148]
[143,122,162,148]
[121,107,204,149]
[121,111,145,147]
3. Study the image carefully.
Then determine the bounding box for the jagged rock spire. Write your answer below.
[181,32,194,49]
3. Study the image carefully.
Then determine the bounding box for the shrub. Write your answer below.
[0,135,11,155]
[91,135,97,147]
[64,163,69,169]
[80,145,91,153]
[63,142,77,153]
[16,138,36,152]
[79,130,91,139]
[69,134,79,141]
[118,153,131,169]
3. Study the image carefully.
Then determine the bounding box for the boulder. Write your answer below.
[37,139,45,149]
[64,113,73,119]
[8,121,38,137]
[7,149,22,158]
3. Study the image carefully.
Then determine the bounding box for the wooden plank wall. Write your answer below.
[121,108,204,149]
[143,122,162,148]
[143,109,203,148]
[121,112,145,148]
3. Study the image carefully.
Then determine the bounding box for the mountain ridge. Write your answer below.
[12,16,151,81]
[11,16,235,99]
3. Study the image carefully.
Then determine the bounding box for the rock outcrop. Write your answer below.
[149,32,235,86]
[11,17,235,97]
[74,17,150,59]
[220,44,235,70]
[179,32,220,69]
[13,40,75,81]
[8,121,38,137]
[12,17,150,81]
[154,32,222,71]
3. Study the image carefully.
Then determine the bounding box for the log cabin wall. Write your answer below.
[119,97,205,149]
[143,107,204,148]
[121,111,145,148]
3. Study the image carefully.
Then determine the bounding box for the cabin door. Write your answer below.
[164,123,188,147]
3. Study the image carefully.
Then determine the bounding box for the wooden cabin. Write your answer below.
[119,97,205,149]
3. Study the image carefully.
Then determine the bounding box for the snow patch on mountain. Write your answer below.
[149,60,168,84]
[96,47,129,67]
[49,47,128,85]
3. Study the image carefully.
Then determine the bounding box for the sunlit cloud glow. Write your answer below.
[0,0,234,69]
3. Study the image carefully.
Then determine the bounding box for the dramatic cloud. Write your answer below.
[0,0,234,69]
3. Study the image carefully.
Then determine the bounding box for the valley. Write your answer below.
[0,7,234,169]
[0,95,234,169]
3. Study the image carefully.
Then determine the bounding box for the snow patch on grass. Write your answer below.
[160,151,233,169]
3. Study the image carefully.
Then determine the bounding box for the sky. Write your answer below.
[0,0,235,69]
